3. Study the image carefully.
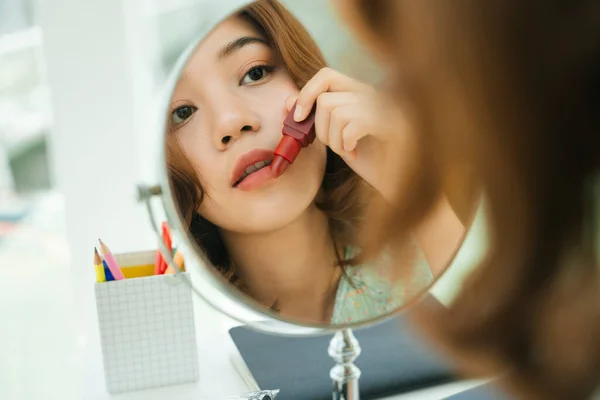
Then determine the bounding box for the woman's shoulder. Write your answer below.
[330,247,433,325]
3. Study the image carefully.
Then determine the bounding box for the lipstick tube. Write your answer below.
[271,102,317,178]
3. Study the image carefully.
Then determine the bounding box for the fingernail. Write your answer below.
[293,105,304,121]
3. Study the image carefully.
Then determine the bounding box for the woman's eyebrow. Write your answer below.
[217,36,270,59]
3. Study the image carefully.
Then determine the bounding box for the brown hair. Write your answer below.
[166,0,366,285]
[341,0,600,399]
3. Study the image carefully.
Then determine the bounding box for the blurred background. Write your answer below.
[0,1,388,398]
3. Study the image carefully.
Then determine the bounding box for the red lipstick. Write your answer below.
[271,102,317,178]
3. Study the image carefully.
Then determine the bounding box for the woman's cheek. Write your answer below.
[198,160,224,191]
[304,140,328,175]
[268,74,299,101]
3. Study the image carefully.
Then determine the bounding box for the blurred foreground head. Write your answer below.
[334,0,600,398]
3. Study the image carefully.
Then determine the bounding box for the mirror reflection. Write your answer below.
[165,0,470,325]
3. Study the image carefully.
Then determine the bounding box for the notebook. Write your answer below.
[443,381,511,399]
[229,296,458,400]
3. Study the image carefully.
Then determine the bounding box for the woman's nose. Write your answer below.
[212,100,260,150]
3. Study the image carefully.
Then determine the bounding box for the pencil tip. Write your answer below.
[93,247,102,264]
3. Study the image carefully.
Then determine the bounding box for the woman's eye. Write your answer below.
[171,105,197,125]
[240,65,275,85]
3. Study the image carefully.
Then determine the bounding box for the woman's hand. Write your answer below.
[287,67,416,201]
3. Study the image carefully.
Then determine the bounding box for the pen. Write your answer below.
[94,247,106,283]
[98,239,125,280]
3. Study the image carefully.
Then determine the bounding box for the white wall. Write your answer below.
[36,0,160,321]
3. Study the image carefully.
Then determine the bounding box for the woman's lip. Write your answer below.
[234,165,276,191]
[231,148,275,186]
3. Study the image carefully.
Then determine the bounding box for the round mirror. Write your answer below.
[150,0,477,334]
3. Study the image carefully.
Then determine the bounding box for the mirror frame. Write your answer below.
[149,0,471,336]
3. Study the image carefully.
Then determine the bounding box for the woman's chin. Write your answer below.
[219,201,315,235]
[204,175,324,235]
[236,211,306,234]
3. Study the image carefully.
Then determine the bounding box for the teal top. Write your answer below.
[330,244,433,324]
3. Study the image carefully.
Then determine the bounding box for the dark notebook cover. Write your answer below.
[229,297,458,400]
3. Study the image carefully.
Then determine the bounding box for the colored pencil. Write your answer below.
[98,239,125,280]
[162,222,173,254]
[154,248,163,275]
[158,222,173,274]
[94,247,106,283]
[164,249,184,275]
[103,260,114,281]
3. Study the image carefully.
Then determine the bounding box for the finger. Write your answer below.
[328,106,355,156]
[342,120,368,153]
[342,148,358,161]
[285,95,298,112]
[294,67,366,122]
[314,92,360,147]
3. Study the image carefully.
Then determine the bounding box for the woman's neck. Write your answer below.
[220,204,341,322]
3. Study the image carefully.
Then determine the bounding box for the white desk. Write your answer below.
[78,202,492,399]
[82,293,486,400]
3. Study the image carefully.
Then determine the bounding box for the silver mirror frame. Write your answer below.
[142,0,465,337]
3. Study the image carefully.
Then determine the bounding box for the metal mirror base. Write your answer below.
[329,329,362,400]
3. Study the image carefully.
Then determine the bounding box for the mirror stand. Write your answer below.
[329,329,362,400]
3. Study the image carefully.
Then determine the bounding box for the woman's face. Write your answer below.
[169,16,327,234]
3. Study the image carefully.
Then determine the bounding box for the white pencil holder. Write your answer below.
[94,251,199,394]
